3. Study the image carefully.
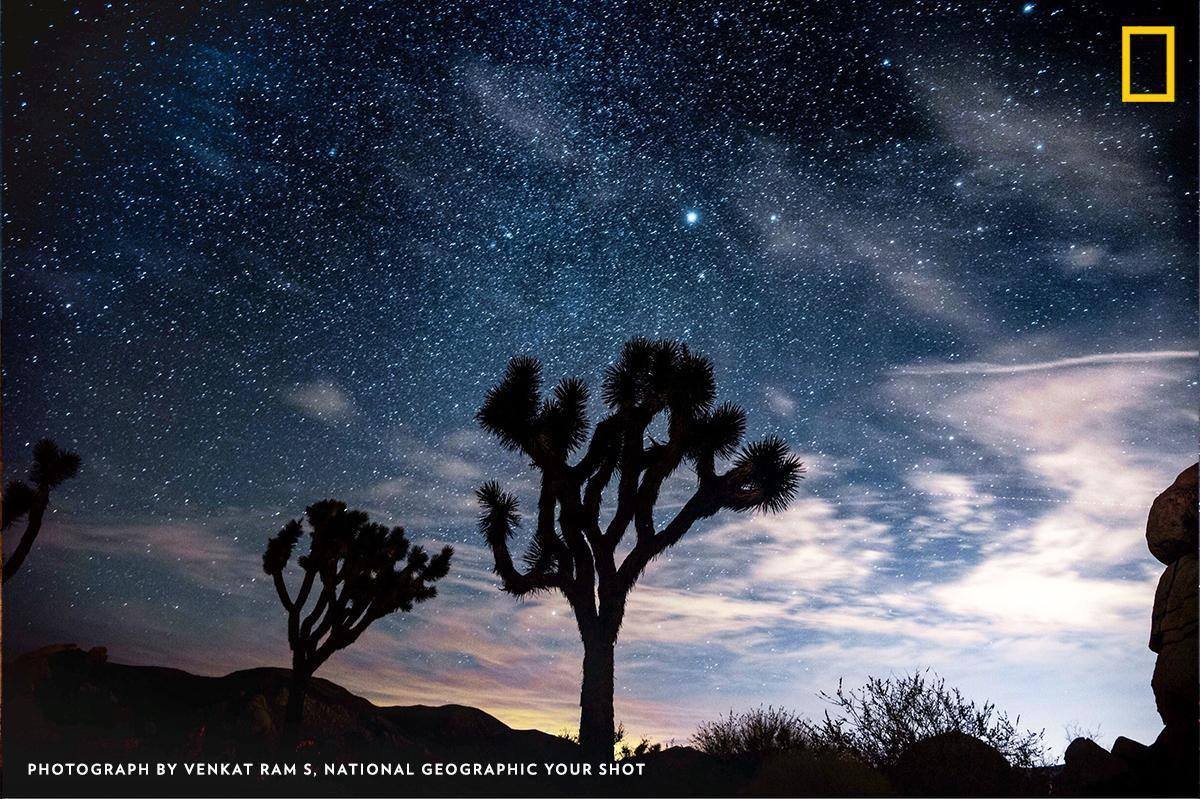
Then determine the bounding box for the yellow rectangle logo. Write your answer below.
[1122,26,1175,102]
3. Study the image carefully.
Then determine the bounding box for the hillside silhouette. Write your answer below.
[3,644,742,798]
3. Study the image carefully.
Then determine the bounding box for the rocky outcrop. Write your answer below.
[1053,465,1198,797]
[1150,555,1197,723]
[1055,737,1132,796]
[1146,464,1198,794]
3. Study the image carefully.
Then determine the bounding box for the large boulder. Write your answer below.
[1146,464,1198,565]
[890,731,1014,796]
[1054,737,1130,796]
[1110,735,1152,771]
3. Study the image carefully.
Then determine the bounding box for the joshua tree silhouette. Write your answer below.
[476,338,804,762]
[262,500,453,742]
[2,439,82,583]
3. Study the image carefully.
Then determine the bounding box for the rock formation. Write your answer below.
[1055,464,1198,797]
[1145,463,1198,793]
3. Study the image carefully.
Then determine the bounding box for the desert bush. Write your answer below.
[618,737,663,760]
[692,706,816,759]
[1063,720,1102,749]
[557,722,634,749]
[814,671,1046,769]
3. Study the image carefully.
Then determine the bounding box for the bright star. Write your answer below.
[1022,3,1035,13]
[685,210,699,225]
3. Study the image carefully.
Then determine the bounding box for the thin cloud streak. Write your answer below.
[897,350,1197,376]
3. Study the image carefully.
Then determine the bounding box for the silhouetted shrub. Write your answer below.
[559,721,650,756]
[693,706,816,759]
[814,671,1046,769]
[618,737,663,760]
[692,673,1046,773]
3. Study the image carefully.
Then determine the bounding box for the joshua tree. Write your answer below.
[262,500,453,741]
[476,338,804,762]
[2,439,82,583]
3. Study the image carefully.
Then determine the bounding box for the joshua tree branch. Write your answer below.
[272,571,294,612]
[583,453,617,521]
[294,568,317,610]
[1,440,81,583]
[616,490,710,592]
[603,411,653,542]
[301,585,334,636]
[308,589,347,645]
[570,414,622,481]
[489,527,565,596]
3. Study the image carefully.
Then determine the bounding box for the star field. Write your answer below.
[3,0,1196,750]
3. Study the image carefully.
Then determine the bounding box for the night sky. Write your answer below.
[4,0,1197,752]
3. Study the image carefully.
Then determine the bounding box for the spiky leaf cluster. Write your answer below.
[475,338,805,625]
[263,500,453,671]
[726,436,804,514]
[477,356,593,460]
[3,439,83,532]
[601,337,716,416]
[29,439,82,488]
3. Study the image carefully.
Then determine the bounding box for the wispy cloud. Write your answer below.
[912,65,1185,275]
[898,349,1197,376]
[733,140,993,334]
[43,519,260,596]
[282,381,355,423]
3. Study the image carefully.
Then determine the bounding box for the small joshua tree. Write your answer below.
[476,338,804,762]
[262,500,453,741]
[3,439,82,582]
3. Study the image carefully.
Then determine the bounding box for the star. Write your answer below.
[684,210,700,225]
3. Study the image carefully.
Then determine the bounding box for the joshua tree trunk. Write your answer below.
[579,632,616,763]
[284,658,310,745]
[3,486,48,583]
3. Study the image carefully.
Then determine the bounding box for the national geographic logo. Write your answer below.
[1122,26,1175,102]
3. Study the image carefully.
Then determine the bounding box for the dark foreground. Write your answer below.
[2,644,1194,798]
